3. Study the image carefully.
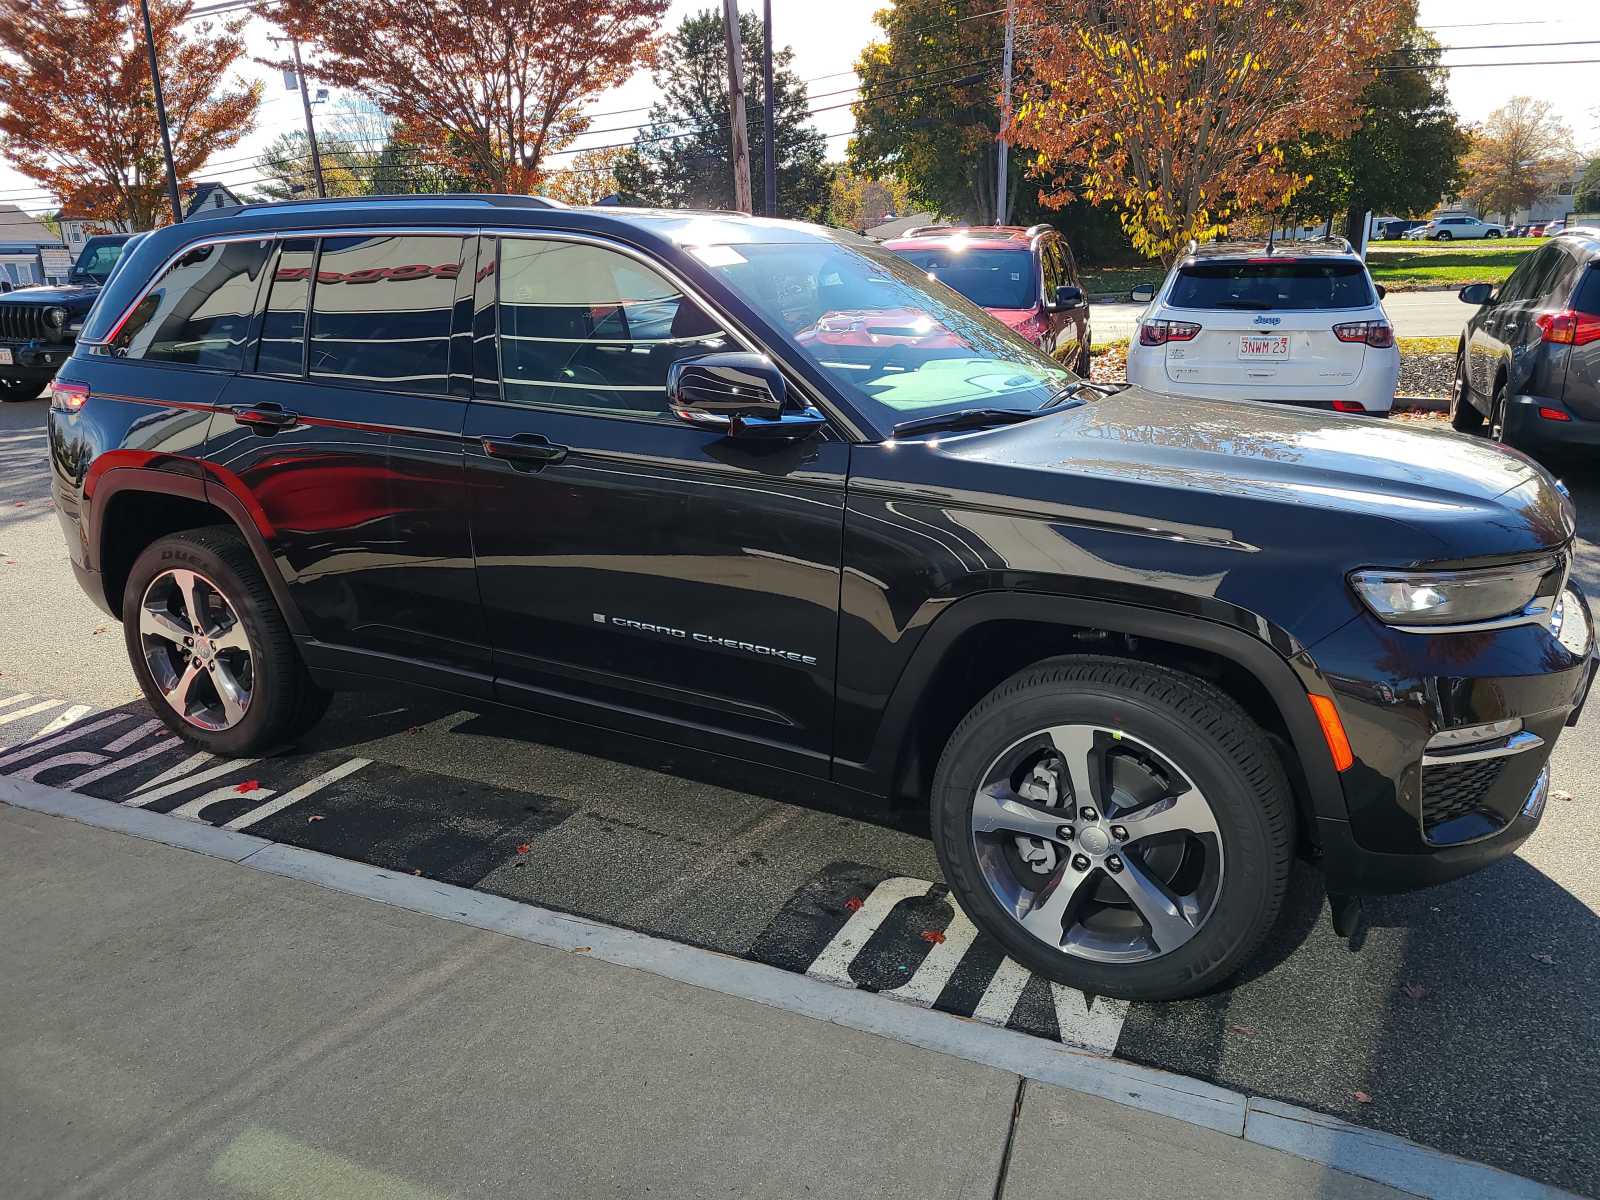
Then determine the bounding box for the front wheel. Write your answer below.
[1449,350,1484,432]
[1485,230,1502,239]
[931,656,1293,1001]
[1435,230,1453,240]
[123,527,330,757]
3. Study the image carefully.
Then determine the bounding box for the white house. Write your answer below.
[0,204,70,288]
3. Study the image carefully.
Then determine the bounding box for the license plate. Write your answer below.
[0,348,12,365]
[1238,335,1289,359]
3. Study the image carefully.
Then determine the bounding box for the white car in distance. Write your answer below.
[1403,215,1505,240]
[1124,240,1400,415]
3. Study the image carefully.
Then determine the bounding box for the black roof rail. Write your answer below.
[184,193,567,222]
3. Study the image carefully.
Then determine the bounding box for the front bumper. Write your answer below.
[0,339,70,382]
[1309,583,1595,895]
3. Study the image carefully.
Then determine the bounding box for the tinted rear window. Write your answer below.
[891,247,1038,309]
[1167,260,1374,311]
[1573,265,1600,317]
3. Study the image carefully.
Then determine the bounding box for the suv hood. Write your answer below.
[935,386,1572,563]
[0,282,100,306]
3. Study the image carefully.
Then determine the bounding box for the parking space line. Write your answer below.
[65,737,183,790]
[0,699,65,728]
[124,757,260,808]
[33,704,94,740]
[224,758,371,831]
[128,751,215,796]
[0,692,37,711]
[0,714,133,770]
[105,718,168,753]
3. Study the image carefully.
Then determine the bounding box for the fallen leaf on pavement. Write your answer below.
[843,896,864,912]
[1402,982,1427,1001]
[412,869,422,875]
[573,946,591,953]
[233,779,259,793]
[1227,1023,1259,1038]
[1532,952,1556,965]
[92,626,107,634]
[1550,789,1573,803]
[1353,1091,1373,1104]
[307,814,324,822]
[920,929,946,944]
[516,843,531,855]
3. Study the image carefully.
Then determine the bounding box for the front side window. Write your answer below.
[308,234,466,394]
[497,238,730,417]
[890,246,1039,309]
[70,237,127,284]
[108,240,271,369]
[1166,260,1374,311]
[256,239,314,377]
[700,237,1071,421]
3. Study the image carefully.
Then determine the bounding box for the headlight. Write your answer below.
[1350,555,1564,630]
[43,306,68,334]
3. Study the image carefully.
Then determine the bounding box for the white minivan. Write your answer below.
[1124,241,1400,414]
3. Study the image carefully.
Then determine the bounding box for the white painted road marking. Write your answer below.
[804,874,1129,1052]
[170,784,279,823]
[33,704,94,740]
[124,756,260,808]
[0,699,65,728]
[0,692,37,711]
[0,714,133,770]
[128,751,215,797]
[224,758,371,830]
[64,737,183,790]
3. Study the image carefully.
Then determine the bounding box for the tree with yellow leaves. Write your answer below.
[1010,0,1402,262]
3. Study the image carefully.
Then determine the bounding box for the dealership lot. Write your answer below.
[3,397,1599,1196]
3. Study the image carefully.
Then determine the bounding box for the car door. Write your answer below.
[1468,245,1548,396]
[462,233,848,769]
[205,231,487,684]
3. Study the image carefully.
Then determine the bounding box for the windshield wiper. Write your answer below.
[891,407,1044,438]
[1038,379,1117,408]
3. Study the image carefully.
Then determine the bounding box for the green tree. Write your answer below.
[1282,16,1469,236]
[1576,157,1600,213]
[827,169,911,232]
[1461,97,1578,226]
[614,8,828,219]
[847,0,1134,263]
[248,129,366,200]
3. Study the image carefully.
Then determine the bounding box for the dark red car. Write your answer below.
[883,224,1092,373]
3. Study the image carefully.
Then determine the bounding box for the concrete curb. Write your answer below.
[1390,394,1449,413]
[0,777,1584,1200]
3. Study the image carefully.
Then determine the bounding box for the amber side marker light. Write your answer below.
[1309,694,1354,772]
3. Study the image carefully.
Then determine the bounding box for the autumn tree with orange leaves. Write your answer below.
[1010,0,1403,262]
[0,0,260,230]
[272,0,669,195]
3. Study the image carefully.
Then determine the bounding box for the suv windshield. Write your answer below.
[889,247,1038,309]
[698,239,1071,423]
[1167,259,1374,311]
[69,236,129,284]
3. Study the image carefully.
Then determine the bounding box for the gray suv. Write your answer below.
[1450,228,1600,450]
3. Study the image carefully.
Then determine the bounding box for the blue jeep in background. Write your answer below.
[0,234,135,401]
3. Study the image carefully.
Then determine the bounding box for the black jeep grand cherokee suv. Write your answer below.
[47,196,1595,1000]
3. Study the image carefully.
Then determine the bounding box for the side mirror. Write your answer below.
[667,352,825,440]
[1375,284,1387,300]
[1048,284,1087,311]
[1458,282,1494,306]
[1130,284,1156,303]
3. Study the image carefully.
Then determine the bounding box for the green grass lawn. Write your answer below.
[1078,264,1162,298]
[1365,240,1534,291]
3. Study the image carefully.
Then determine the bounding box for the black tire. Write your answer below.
[0,379,45,402]
[122,526,330,756]
[1485,230,1502,239]
[1488,378,1511,445]
[1075,343,1092,377]
[1449,350,1484,432]
[1435,230,1452,241]
[931,655,1293,1001]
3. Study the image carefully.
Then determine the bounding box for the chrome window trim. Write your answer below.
[86,222,865,442]
[1420,729,1546,768]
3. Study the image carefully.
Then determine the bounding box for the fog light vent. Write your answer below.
[1425,719,1522,753]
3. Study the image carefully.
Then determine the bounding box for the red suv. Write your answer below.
[883,224,1092,373]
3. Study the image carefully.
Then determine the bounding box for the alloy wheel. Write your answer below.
[969,724,1225,964]
[139,568,255,731]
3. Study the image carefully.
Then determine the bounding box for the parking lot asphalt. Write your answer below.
[3,396,1598,1196]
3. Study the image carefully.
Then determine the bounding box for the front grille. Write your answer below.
[0,304,52,341]
[1421,758,1504,835]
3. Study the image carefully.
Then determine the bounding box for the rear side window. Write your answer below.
[108,240,271,368]
[308,234,467,394]
[1574,266,1600,317]
[1166,260,1374,311]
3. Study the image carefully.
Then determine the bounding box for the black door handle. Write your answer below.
[232,404,298,432]
[480,433,568,470]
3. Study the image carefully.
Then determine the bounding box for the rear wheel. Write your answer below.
[1488,378,1510,444]
[1449,350,1484,432]
[931,656,1293,1001]
[0,379,45,402]
[1075,343,1092,377]
[123,527,330,757]
[1485,230,1502,239]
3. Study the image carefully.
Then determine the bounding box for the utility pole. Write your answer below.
[290,38,327,198]
[995,0,1016,225]
[722,0,753,214]
[137,0,184,225]
[761,0,776,217]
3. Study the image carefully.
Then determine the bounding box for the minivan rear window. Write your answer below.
[1167,259,1374,311]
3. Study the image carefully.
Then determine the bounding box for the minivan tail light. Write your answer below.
[1536,310,1600,347]
[1333,321,1394,348]
[50,380,89,412]
[1139,319,1201,346]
